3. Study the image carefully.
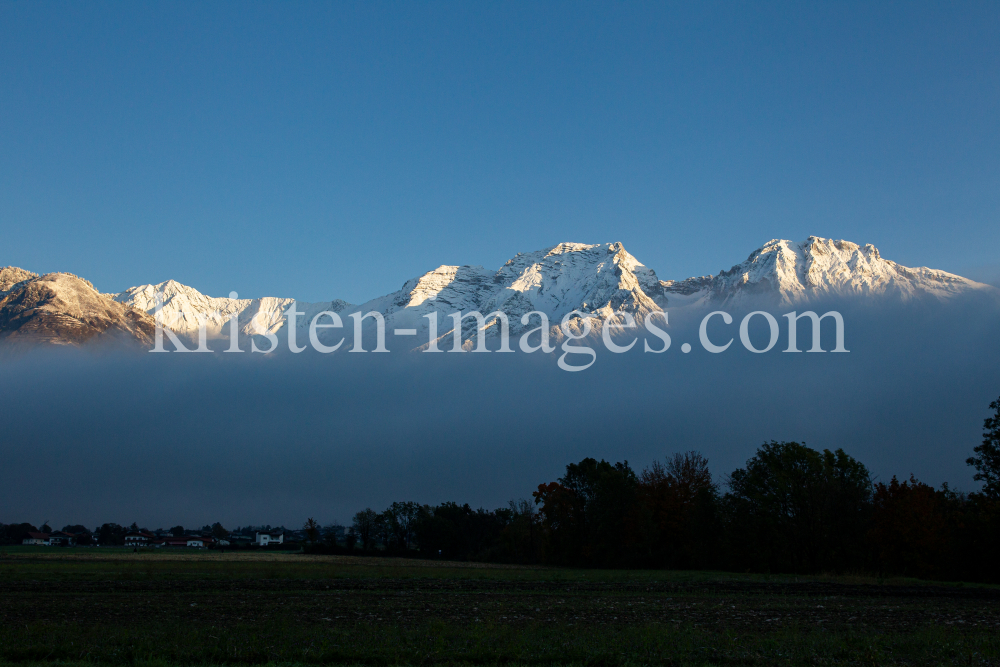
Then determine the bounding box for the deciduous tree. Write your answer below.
[967,395,1000,500]
[303,518,320,544]
[724,442,872,573]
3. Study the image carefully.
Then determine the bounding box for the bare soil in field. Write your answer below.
[4,551,1000,665]
[3,569,999,634]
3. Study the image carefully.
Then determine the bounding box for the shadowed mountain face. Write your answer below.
[0,273,155,349]
[2,237,996,350]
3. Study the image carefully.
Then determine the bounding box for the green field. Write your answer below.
[1,547,998,666]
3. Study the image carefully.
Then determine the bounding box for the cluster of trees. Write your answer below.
[320,396,1000,583]
[0,523,93,545]
[307,500,541,562]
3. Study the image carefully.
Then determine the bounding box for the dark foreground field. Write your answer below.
[1,548,999,666]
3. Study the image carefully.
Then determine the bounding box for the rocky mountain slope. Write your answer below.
[0,272,155,349]
[0,266,38,294]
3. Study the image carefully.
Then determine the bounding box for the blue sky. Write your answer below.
[2,1,998,302]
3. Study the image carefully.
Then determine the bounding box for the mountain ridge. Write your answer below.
[663,237,984,307]
[2,237,995,350]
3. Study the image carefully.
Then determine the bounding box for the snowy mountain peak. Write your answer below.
[488,241,665,318]
[663,236,989,307]
[332,241,668,349]
[115,280,353,337]
[395,265,495,310]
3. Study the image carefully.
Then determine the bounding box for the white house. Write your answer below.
[22,532,49,545]
[124,531,155,547]
[255,531,284,546]
[155,536,210,548]
[47,531,77,546]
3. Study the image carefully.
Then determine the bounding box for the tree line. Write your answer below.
[303,395,1000,583]
[4,396,998,583]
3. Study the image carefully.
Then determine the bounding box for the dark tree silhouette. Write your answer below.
[640,451,719,568]
[534,458,643,567]
[0,523,38,545]
[303,518,319,544]
[381,501,420,551]
[967,396,1000,499]
[869,475,948,578]
[724,442,872,573]
[97,523,125,546]
[413,502,518,561]
[351,508,378,551]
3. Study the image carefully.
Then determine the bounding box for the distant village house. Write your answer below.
[124,531,155,547]
[255,531,284,546]
[47,531,77,546]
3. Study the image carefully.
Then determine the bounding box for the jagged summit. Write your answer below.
[115,280,354,337]
[487,241,666,317]
[341,242,666,347]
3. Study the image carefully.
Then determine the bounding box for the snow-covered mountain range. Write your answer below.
[1,237,994,350]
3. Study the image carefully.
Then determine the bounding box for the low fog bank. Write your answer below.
[1,295,998,529]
